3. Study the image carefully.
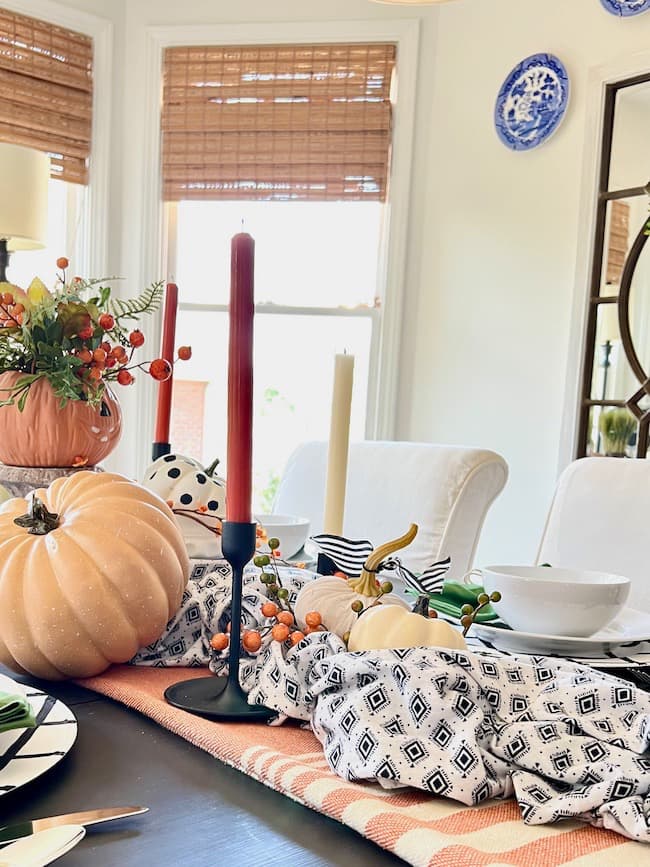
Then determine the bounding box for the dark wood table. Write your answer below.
[0,670,407,866]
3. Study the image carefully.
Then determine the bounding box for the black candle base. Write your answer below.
[164,520,275,723]
[165,676,275,721]
[152,442,172,461]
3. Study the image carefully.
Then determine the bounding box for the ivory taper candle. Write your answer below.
[323,352,354,535]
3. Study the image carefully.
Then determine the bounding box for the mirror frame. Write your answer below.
[577,71,650,458]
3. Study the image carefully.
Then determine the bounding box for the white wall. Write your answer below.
[399,0,650,567]
[26,0,650,567]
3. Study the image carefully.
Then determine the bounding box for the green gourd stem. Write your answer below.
[348,523,418,597]
[412,595,430,618]
[205,457,221,477]
[13,495,60,535]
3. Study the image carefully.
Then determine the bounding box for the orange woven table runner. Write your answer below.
[78,666,645,867]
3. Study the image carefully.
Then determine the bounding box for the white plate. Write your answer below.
[0,824,85,865]
[470,606,650,660]
[0,676,77,797]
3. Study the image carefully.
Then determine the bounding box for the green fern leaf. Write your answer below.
[109,281,164,320]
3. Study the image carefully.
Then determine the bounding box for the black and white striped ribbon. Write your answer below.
[389,555,451,596]
[310,534,374,576]
[310,534,449,595]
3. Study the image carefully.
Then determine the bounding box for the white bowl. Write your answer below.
[481,565,631,637]
[255,514,310,559]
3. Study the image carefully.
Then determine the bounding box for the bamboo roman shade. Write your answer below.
[0,7,93,184]
[161,42,396,202]
[605,200,630,286]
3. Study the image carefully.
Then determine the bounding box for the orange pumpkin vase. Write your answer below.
[0,372,122,467]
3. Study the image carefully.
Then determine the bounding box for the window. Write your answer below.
[162,42,395,508]
[0,7,93,280]
[578,75,650,458]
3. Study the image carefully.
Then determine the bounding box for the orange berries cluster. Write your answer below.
[0,292,25,328]
[260,601,325,646]
[209,535,328,658]
[74,338,129,384]
[209,627,265,654]
[209,606,325,657]
[54,256,191,390]
[71,318,190,389]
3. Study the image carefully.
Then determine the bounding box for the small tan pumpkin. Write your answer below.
[0,471,189,679]
[348,604,467,652]
[294,525,418,638]
[0,372,122,467]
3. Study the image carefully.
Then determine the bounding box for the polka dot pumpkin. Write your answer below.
[143,453,226,515]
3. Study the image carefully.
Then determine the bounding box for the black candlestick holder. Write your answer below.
[164,520,275,721]
[152,441,171,461]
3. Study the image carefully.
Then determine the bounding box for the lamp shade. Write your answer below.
[0,143,49,251]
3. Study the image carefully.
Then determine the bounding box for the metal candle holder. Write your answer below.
[151,442,171,461]
[164,520,275,721]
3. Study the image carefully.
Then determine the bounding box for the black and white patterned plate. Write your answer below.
[0,678,77,797]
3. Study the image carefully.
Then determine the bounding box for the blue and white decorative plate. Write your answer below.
[0,675,77,796]
[600,0,650,17]
[495,53,570,151]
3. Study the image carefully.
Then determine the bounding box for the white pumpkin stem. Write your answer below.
[348,523,418,597]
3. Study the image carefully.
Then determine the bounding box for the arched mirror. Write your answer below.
[578,75,650,458]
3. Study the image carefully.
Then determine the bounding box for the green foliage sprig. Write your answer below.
[0,265,164,410]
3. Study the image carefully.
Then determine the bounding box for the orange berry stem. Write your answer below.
[0,302,23,328]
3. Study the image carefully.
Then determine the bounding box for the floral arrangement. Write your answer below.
[0,257,191,410]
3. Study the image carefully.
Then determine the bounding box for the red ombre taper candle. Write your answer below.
[226,232,255,523]
[152,282,178,460]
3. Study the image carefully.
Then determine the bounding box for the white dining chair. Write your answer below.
[536,456,650,612]
[273,440,508,582]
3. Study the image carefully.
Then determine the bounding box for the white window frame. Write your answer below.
[562,49,650,473]
[0,0,113,276]
[136,18,420,479]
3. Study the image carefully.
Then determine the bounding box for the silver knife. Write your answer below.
[0,805,148,845]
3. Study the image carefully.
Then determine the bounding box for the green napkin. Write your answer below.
[0,689,36,734]
[426,580,499,623]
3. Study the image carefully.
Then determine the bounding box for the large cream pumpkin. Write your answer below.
[0,471,189,679]
[0,372,122,467]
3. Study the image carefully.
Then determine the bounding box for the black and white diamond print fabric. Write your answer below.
[132,559,313,670]
[132,560,650,842]
[249,641,650,843]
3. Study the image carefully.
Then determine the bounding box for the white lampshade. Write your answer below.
[0,143,49,251]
